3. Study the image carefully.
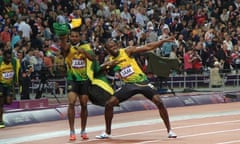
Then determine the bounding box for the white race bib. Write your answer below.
[72,59,85,68]
[120,66,134,78]
[2,71,14,79]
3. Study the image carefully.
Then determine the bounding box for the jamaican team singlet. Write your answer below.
[0,62,15,86]
[110,49,147,83]
[65,44,93,81]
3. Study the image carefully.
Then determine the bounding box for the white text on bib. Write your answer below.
[2,71,14,79]
[72,59,85,68]
[120,66,134,78]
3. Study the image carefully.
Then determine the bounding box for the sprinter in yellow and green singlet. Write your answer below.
[59,28,114,141]
[0,49,20,128]
[59,29,94,141]
[96,36,177,139]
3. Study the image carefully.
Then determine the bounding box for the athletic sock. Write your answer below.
[70,130,75,135]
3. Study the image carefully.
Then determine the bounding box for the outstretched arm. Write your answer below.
[100,59,126,70]
[126,36,175,55]
[77,44,95,61]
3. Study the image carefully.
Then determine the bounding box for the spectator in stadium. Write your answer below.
[216,41,232,73]
[18,16,32,41]
[191,49,203,74]
[183,47,195,75]
[210,60,223,88]
[158,24,176,57]
[20,65,33,100]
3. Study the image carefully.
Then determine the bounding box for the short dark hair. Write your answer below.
[71,27,81,33]
[3,49,12,56]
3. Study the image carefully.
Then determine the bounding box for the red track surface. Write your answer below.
[1,102,240,144]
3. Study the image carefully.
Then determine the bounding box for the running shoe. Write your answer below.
[69,134,76,141]
[81,132,89,140]
[96,132,111,139]
[168,130,177,138]
[0,122,5,128]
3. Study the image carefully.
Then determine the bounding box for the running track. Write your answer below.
[1,102,240,144]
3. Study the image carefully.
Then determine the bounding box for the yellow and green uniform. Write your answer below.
[110,49,147,83]
[65,43,94,81]
[0,57,20,87]
[65,43,113,95]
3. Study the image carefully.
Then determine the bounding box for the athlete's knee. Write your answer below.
[68,103,75,109]
[105,101,113,110]
[80,103,88,110]
[68,93,77,102]
[152,95,164,105]
[80,100,88,108]
[105,97,118,109]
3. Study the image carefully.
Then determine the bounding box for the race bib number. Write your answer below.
[120,66,134,78]
[72,59,85,68]
[2,71,14,79]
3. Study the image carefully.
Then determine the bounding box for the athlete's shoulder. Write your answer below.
[69,45,78,52]
[79,43,91,51]
[120,47,133,56]
[119,48,126,53]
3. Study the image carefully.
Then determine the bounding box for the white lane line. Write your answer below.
[1,110,240,144]
[91,119,240,139]
[217,140,240,144]
[179,129,240,138]
[134,129,240,144]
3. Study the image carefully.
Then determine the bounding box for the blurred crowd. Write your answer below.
[0,0,240,80]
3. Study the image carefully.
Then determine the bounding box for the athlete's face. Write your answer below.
[3,53,11,64]
[105,41,119,57]
[69,31,80,45]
